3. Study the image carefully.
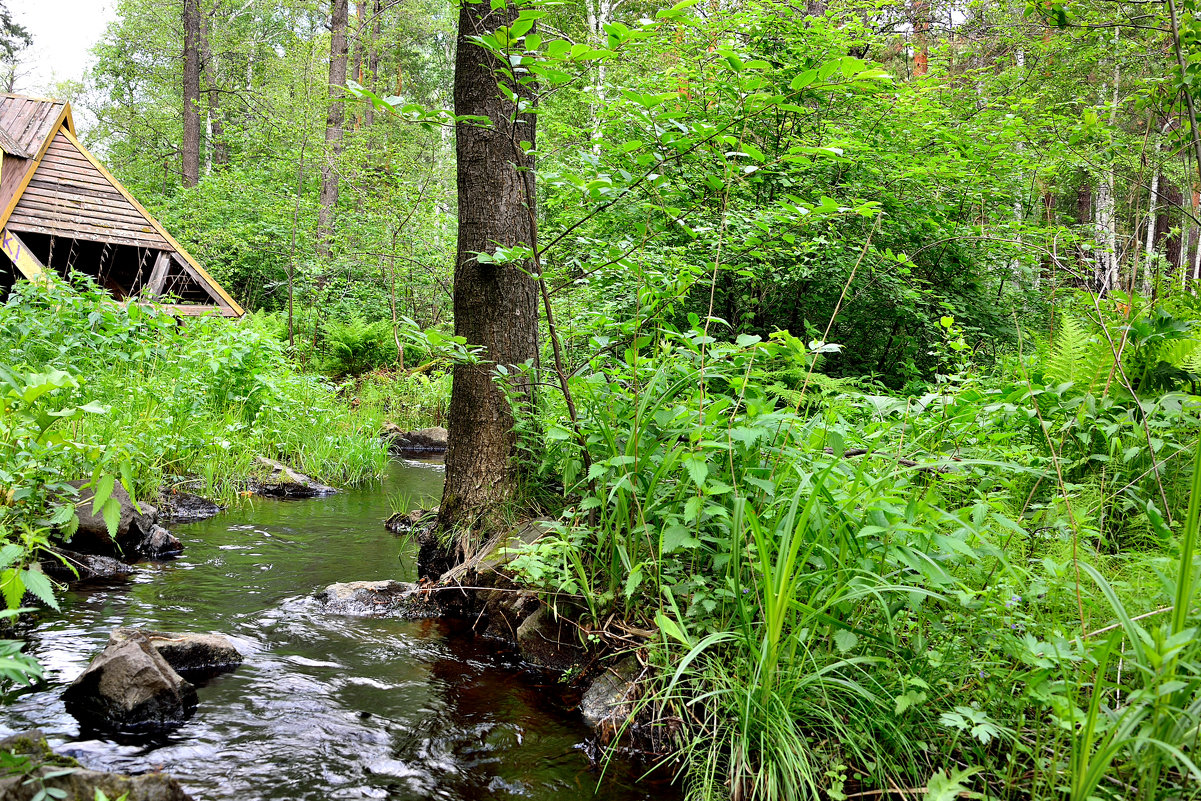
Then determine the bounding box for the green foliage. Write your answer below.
[0,276,388,508]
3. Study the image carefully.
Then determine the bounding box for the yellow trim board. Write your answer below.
[1,226,48,282]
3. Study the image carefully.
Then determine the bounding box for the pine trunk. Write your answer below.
[439,0,540,533]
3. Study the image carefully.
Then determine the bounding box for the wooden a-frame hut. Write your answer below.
[0,94,242,317]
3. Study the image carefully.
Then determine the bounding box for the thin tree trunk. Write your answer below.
[317,0,349,260]
[351,0,366,129]
[439,0,540,534]
[913,0,929,77]
[1097,31,1120,292]
[365,0,380,127]
[200,17,227,170]
[182,0,202,187]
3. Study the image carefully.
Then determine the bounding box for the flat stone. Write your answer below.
[580,657,640,743]
[41,549,133,583]
[383,425,448,453]
[0,730,193,801]
[158,491,221,523]
[62,631,197,732]
[314,580,444,618]
[108,628,242,678]
[250,456,339,498]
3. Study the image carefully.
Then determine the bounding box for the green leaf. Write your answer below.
[91,474,115,516]
[101,496,122,540]
[683,455,709,488]
[654,611,692,646]
[20,567,59,611]
[834,629,858,653]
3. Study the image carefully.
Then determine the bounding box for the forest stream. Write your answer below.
[0,461,677,801]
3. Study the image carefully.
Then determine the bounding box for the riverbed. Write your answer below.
[2,461,677,800]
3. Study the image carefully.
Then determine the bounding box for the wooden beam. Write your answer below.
[0,226,47,282]
[145,251,171,297]
[171,252,232,310]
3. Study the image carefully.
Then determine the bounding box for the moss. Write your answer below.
[0,731,80,768]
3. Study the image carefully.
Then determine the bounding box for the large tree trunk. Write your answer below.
[317,0,349,260]
[182,0,201,188]
[439,0,539,534]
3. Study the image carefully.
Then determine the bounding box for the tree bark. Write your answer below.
[317,0,349,260]
[182,0,201,188]
[439,0,539,533]
[199,15,227,170]
[365,0,381,127]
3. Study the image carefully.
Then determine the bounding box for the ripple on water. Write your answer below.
[2,463,678,801]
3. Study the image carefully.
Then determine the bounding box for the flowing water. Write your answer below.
[2,461,678,801]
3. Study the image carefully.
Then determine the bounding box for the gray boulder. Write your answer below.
[580,657,641,743]
[62,631,197,732]
[383,425,448,453]
[0,730,193,801]
[108,628,242,678]
[61,481,178,561]
[249,456,338,498]
[384,507,438,536]
[314,580,444,618]
[515,606,586,672]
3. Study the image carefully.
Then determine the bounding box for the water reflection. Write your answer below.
[2,461,677,800]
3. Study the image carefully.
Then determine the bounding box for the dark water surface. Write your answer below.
[3,461,677,801]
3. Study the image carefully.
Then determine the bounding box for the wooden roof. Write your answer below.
[0,94,242,317]
[0,95,69,159]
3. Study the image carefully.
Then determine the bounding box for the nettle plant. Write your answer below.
[0,367,133,611]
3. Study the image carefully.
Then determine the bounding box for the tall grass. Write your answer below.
[0,277,389,510]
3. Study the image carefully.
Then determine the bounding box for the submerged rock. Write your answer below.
[158,491,222,523]
[580,657,641,743]
[249,456,339,498]
[382,424,448,454]
[0,730,193,801]
[108,628,243,678]
[314,580,444,618]
[62,630,198,733]
[41,549,134,584]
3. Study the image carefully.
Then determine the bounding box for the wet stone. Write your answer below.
[108,628,243,679]
[62,630,198,733]
[313,580,444,618]
[0,730,193,801]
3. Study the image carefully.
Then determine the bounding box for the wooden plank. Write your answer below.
[7,219,167,249]
[0,155,31,210]
[26,180,133,206]
[60,128,243,316]
[145,251,170,296]
[31,170,128,196]
[0,125,29,158]
[0,226,47,282]
[15,197,160,230]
